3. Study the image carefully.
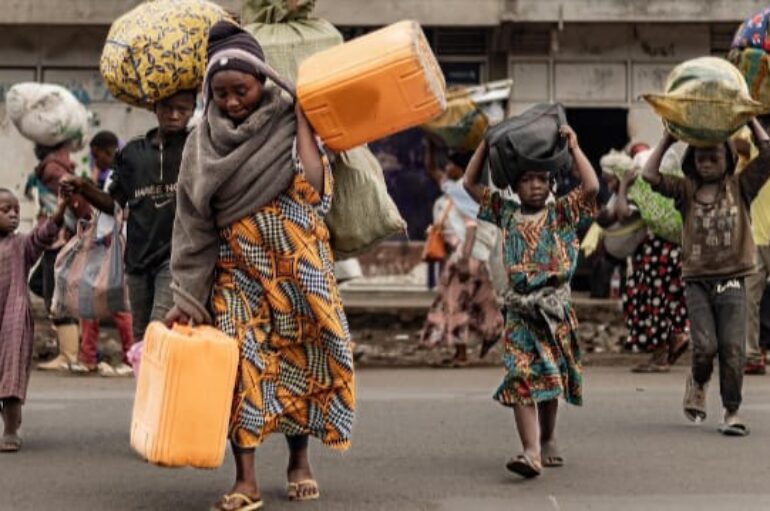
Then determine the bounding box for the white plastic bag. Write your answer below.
[6,82,90,148]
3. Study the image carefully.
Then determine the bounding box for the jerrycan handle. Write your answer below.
[171,320,197,337]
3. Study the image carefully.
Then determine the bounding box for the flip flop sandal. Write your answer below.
[0,434,22,453]
[719,419,751,437]
[541,445,564,467]
[210,493,263,511]
[287,479,320,501]
[505,454,542,479]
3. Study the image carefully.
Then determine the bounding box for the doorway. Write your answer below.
[565,107,629,292]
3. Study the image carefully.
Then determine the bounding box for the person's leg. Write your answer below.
[41,249,57,315]
[684,281,718,387]
[112,312,134,363]
[512,404,541,464]
[761,285,770,352]
[286,435,319,500]
[713,278,747,420]
[213,444,261,510]
[454,344,468,363]
[683,281,717,421]
[0,398,22,451]
[149,260,174,325]
[126,272,153,343]
[37,250,81,371]
[758,246,770,353]
[744,247,767,373]
[78,319,100,368]
[538,399,562,465]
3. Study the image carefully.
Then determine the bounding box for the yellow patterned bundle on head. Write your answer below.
[100,0,232,108]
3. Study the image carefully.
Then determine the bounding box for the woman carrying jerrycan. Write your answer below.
[166,22,355,511]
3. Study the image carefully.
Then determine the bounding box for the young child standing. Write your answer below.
[643,119,770,436]
[0,189,66,452]
[71,131,134,377]
[464,125,599,478]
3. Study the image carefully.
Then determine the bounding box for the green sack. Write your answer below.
[244,18,342,82]
[242,0,316,24]
[627,150,683,244]
[643,56,767,147]
[325,147,407,259]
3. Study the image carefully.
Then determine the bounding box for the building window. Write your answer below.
[439,60,485,85]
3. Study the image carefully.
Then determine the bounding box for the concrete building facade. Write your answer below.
[0,0,766,229]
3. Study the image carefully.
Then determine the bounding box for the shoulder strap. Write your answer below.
[437,199,454,228]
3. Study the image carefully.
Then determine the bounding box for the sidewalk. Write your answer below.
[31,282,645,370]
[339,279,641,367]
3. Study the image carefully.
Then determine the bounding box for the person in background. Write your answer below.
[464,125,599,479]
[421,141,503,366]
[67,131,134,377]
[61,90,195,346]
[605,150,690,372]
[643,119,770,436]
[0,188,67,452]
[738,116,770,375]
[34,140,91,373]
[589,150,632,299]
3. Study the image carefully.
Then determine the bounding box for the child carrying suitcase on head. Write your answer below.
[464,123,599,478]
[643,118,770,436]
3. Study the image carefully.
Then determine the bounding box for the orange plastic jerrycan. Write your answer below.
[296,20,447,152]
[130,322,239,469]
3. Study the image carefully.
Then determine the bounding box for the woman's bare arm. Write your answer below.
[295,104,324,194]
[463,141,488,204]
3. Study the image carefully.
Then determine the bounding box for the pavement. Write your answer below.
[3,367,770,510]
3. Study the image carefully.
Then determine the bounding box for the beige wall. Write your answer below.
[503,0,766,22]
[5,0,763,26]
[2,0,502,26]
[0,24,156,231]
[0,0,242,24]
[507,23,715,147]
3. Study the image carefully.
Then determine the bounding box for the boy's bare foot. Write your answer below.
[683,373,707,423]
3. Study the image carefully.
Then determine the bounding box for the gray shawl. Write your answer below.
[171,88,296,324]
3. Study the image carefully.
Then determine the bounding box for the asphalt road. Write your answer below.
[2,367,770,511]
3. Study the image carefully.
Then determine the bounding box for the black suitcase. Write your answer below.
[485,103,573,189]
